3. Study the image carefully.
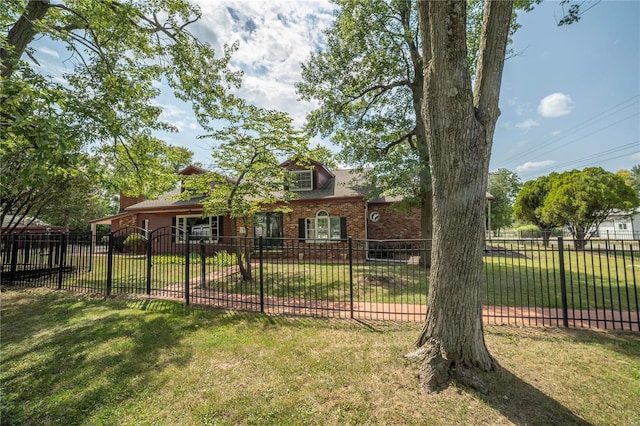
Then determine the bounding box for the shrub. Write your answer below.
[151,251,237,267]
[123,233,147,254]
[515,225,563,239]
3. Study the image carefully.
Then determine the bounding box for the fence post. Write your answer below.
[348,237,354,319]
[557,237,569,327]
[146,231,152,296]
[185,232,190,306]
[200,241,206,289]
[57,233,67,290]
[47,233,54,277]
[9,233,18,284]
[106,232,114,296]
[259,236,264,314]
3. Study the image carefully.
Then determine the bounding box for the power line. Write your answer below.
[518,140,639,179]
[498,95,639,168]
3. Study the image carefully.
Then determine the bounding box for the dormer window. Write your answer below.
[290,170,313,191]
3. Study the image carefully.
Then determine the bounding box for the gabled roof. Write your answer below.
[94,161,495,219]
[279,157,335,177]
[1,215,67,231]
[179,165,208,175]
[124,188,202,211]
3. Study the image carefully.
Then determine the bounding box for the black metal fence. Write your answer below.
[1,227,638,331]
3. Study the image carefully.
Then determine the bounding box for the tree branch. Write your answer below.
[1,0,52,78]
[379,128,417,155]
[473,0,514,128]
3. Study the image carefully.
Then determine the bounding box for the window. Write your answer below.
[618,223,628,230]
[174,215,222,243]
[290,170,313,191]
[254,212,283,247]
[302,211,346,241]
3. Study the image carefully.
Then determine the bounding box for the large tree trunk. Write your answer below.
[410,0,513,393]
[1,0,51,78]
[420,189,433,268]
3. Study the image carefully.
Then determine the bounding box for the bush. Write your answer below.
[515,225,563,239]
[151,251,237,267]
[123,233,147,254]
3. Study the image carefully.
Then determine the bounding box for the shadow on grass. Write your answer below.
[2,288,367,422]
[475,325,640,425]
[475,365,590,425]
[1,289,214,425]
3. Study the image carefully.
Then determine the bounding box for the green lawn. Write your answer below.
[62,252,237,294]
[1,288,639,425]
[483,242,639,310]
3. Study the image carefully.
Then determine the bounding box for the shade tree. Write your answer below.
[487,168,522,235]
[542,167,639,249]
[513,173,560,246]
[180,100,309,281]
[1,0,239,226]
[297,0,536,254]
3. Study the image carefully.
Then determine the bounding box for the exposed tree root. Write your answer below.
[405,338,491,394]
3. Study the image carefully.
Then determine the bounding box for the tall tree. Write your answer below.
[405,0,514,393]
[487,168,522,235]
[181,101,309,281]
[513,173,560,246]
[297,0,432,248]
[543,167,639,249]
[1,0,238,226]
[297,0,531,255]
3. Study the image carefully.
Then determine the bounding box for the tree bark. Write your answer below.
[411,0,513,393]
[1,0,51,78]
[230,217,252,281]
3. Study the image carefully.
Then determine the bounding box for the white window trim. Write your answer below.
[291,170,313,191]
[175,214,220,244]
[305,210,342,242]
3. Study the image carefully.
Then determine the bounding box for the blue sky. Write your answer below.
[492,0,640,180]
[30,1,639,182]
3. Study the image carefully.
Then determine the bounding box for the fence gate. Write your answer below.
[107,226,191,300]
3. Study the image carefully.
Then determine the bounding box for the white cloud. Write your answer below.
[39,46,60,58]
[537,93,574,118]
[515,119,539,131]
[516,160,556,173]
[192,1,335,126]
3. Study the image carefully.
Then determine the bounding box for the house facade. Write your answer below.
[90,161,423,253]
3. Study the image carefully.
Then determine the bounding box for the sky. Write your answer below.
[30,0,640,182]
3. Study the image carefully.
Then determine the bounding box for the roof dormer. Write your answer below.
[280,157,334,191]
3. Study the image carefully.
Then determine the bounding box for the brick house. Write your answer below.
[90,160,422,250]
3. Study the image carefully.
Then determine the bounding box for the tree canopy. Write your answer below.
[487,168,522,234]
[617,165,640,196]
[1,0,238,230]
[515,168,639,248]
[542,167,639,248]
[297,0,535,242]
[180,100,309,280]
[513,172,560,245]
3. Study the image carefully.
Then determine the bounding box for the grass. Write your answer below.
[61,252,237,294]
[483,242,640,310]
[2,287,639,425]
